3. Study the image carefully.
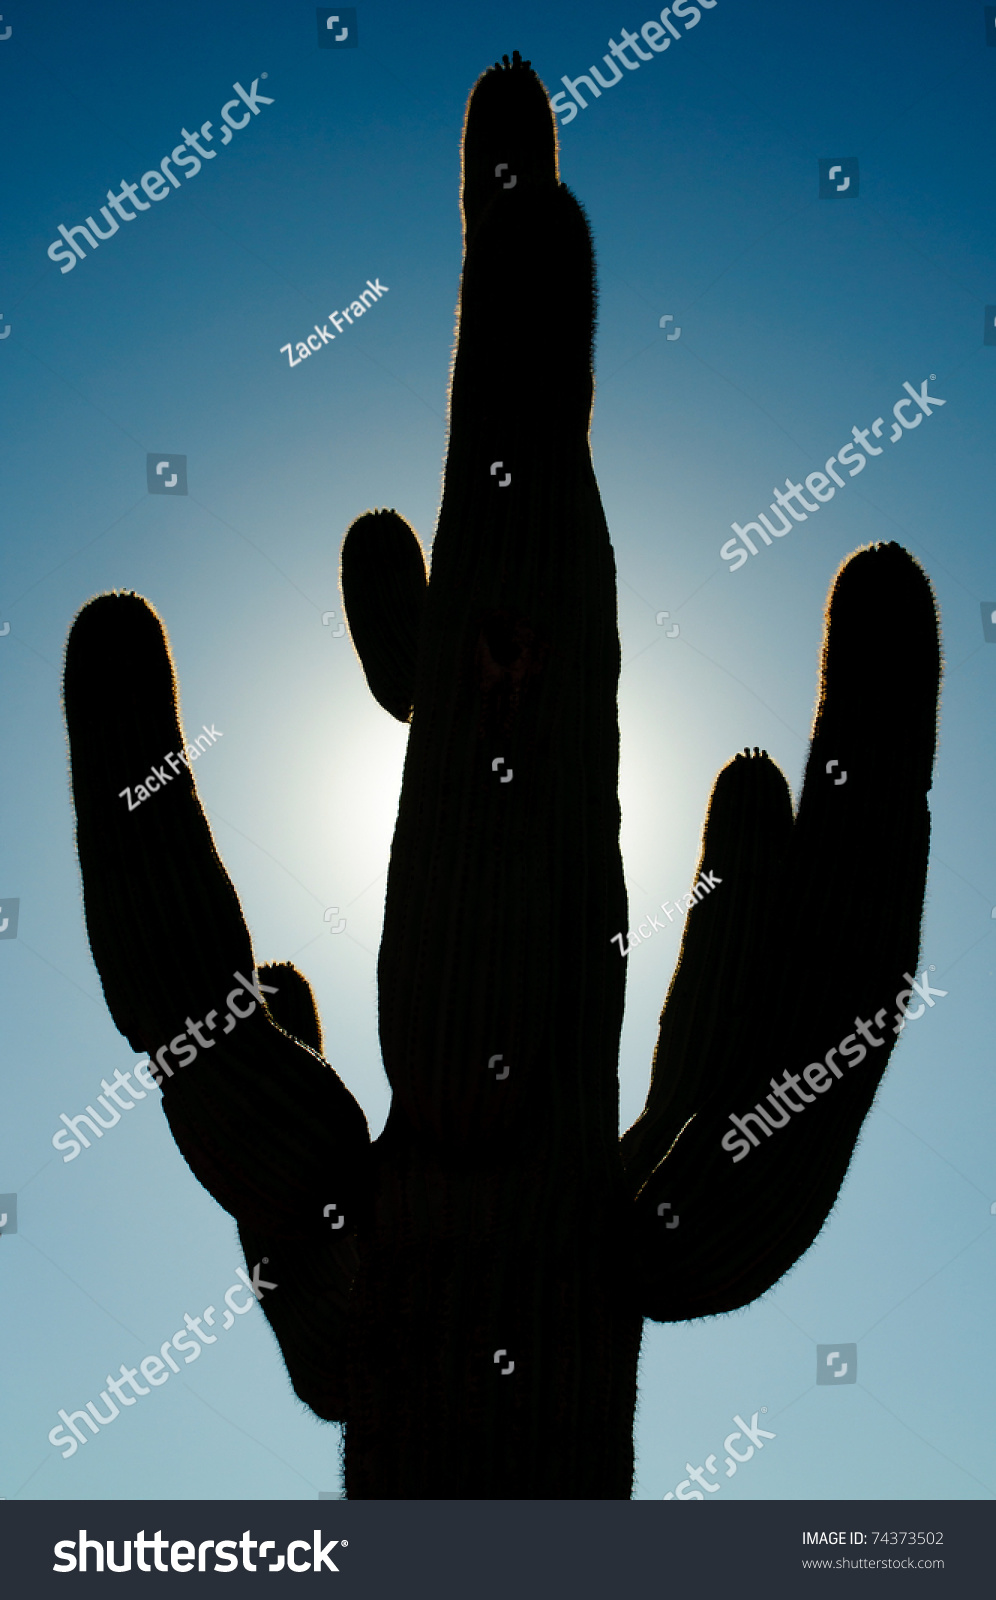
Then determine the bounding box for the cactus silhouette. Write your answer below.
[63,53,940,1497]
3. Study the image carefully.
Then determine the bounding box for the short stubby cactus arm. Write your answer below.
[341,509,428,723]
[623,543,941,1319]
[63,592,372,1240]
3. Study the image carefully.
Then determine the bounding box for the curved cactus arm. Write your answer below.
[340,509,428,723]
[623,542,941,1319]
[63,591,371,1240]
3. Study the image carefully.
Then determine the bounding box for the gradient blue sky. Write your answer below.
[1,0,993,1502]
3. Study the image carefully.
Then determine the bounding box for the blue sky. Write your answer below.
[1,0,994,1501]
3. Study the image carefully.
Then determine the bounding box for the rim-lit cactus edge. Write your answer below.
[63,54,941,1497]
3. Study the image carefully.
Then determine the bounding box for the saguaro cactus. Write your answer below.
[63,53,941,1497]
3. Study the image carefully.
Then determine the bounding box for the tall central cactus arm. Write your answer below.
[329,54,644,1497]
[623,542,941,1318]
[340,52,626,1161]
